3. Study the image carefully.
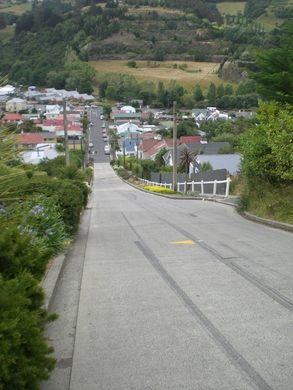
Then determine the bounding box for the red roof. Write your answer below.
[17,133,44,145]
[43,119,64,126]
[179,136,202,144]
[56,124,82,131]
[144,139,176,159]
[2,113,24,122]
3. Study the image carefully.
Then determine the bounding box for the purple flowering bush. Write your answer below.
[16,195,68,255]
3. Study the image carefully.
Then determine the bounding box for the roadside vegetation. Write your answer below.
[0,127,92,388]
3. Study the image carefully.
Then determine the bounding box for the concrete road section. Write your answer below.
[43,163,293,390]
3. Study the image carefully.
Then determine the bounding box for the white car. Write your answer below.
[104,144,110,155]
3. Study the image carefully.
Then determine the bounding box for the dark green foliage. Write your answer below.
[252,21,293,104]
[0,273,55,389]
[240,102,293,186]
[177,120,198,138]
[127,60,137,68]
[207,82,216,103]
[16,177,87,234]
[194,84,204,102]
[244,0,271,19]
[0,227,49,280]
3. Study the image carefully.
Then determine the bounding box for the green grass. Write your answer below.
[216,2,246,15]
[0,25,14,43]
[242,183,293,224]
[0,2,31,15]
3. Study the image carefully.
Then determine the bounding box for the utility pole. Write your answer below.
[172,100,177,191]
[63,99,70,166]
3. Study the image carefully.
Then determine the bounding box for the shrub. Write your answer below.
[0,273,56,389]
[16,195,68,256]
[116,166,131,180]
[0,225,49,280]
[16,177,86,234]
[143,185,176,194]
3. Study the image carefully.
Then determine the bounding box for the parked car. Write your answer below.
[104,144,110,155]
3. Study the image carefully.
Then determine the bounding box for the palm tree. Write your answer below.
[179,147,196,194]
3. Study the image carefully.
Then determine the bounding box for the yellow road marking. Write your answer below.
[171,240,195,245]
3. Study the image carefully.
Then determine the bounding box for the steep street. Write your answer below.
[43,160,293,390]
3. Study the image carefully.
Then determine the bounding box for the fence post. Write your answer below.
[184,182,187,193]
[225,177,231,197]
[213,180,217,196]
[191,181,195,192]
[200,180,204,195]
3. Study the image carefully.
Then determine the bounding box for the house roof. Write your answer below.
[113,112,141,119]
[17,133,44,145]
[188,142,230,155]
[2,113,24,122]
[117,122,142,134]
[197,154,241,175]
[179,135,202,144]
[144,139,175,159]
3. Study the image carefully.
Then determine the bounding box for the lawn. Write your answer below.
[0,2,31,15]
[216,2,246,15]
[0,25,14,43]
[90,60,224,91]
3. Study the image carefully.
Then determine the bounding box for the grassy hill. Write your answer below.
[90,60,224,92]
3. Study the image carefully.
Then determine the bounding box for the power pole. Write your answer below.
[63,99,70,166]
[172,100,177,191]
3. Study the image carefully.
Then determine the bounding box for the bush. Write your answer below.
[0,226,49,280]
[143,185,176,194]
[115,166,131,180]
[16,195,68,256]
[127,60,137,68]
[16,177,87,234]
[0,273,56,389]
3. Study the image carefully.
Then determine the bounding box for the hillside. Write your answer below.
[0,0,291,89]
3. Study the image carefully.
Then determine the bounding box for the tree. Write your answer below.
[179,148,196,194]
[253,43,293,103]
[216,84,225,98]
[201,161,213,172]
[157,81,166,106]
[194,84,204,102]
[207,82,216,103]
[155,147,167,168]
[177,120,198,138]
[240,102,293,187]
[224,83,234,96]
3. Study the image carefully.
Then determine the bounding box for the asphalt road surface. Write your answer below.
[43,163,293,390]
[88,106,111,163]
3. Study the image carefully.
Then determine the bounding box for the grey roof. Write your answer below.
[198,154,241,175]
[188,142,231,155]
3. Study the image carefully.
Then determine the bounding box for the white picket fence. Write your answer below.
[139,177,231,197]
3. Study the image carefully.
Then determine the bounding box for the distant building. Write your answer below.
[6,98,27,112]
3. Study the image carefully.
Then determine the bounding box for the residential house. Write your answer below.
[0,84,15,96]
[111,111,141,123]
[190,154,241,175]
[141,138,176,160]
[179,135,205,144]
[116,121,143,135]
[188,142,231,155]
[1,113,24,123]
[6,98,27,113]
[16,133,45,149]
